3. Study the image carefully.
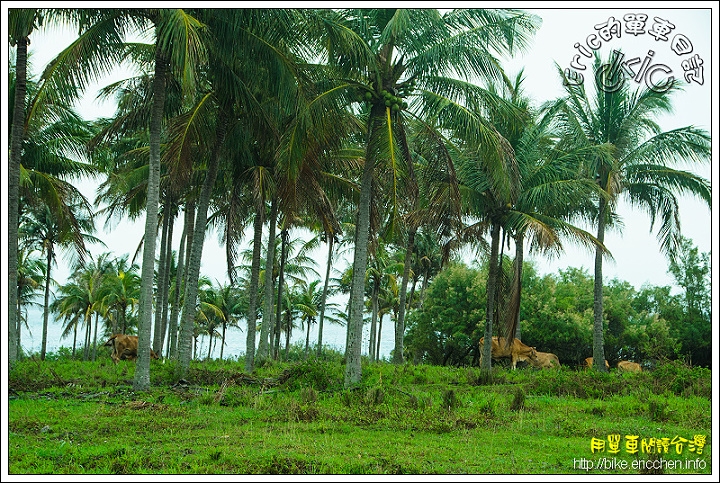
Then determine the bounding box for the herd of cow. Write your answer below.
[102,333,642,373]
[479,336,643,372]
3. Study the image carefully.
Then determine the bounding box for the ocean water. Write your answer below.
[19,307,396,361]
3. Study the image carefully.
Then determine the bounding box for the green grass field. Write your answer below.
[7,355,712,475]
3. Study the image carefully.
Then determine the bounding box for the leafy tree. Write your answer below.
[405,262,486,366]
[667,236,711,367]
[517,266,594,365]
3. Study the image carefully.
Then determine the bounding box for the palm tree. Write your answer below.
[51,261,105,360]
[301,8,540,386]
[482,72,609,349]
[555,52,711,371]
[18,198,99,360]
[8,9,45,363]
[168,9,312,378]
[135,8,207,390]
[100,254,141,335]
[9,9,115,362]
[205,281,245,360]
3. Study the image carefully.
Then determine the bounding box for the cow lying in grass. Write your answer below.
[104,334,159,364]
[530,351,561,369]
[617,360,642,373]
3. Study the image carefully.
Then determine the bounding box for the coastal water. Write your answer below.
[19,307,396,361]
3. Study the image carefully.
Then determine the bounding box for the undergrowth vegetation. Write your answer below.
[7,352,712,475]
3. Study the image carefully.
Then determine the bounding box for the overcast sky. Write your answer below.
[4,4,717,295]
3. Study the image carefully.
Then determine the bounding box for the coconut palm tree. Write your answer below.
[18,198,100,360]
[484,72,610,348]
[9,9,46,363]
[9,8,118,361]
[299,8,540,386]
[99,254,141,336]
[555,52,711,371]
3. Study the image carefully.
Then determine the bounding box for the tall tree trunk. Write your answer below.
[283,309,291,360]
[592,199,608,371]
[153,202,170,355]
[41,247,53,361]
[376,312,384,361]
[16,291,23,355]
[274,228,289,359]
[511,233,524,341]
[305,319,311,358]
[92,313,100,361]
[345,105,380,387]
[220,321,227,360]
[480,222,501,370]
[316,237,334,357]
[368,280,378,362]
[169,202,192,359]
[244,205,264,372]
[72,321,78,358]
[8,36,28,365]
[84,314,92,361]
[258,199,277,361]
[134,50,167,392]
[394,229,415,364]
[177,108,230,378]
[159,210,175,357]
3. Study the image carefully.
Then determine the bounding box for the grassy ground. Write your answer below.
[7,354,713,475]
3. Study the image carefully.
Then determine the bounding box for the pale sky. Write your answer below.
[4,4,717,295]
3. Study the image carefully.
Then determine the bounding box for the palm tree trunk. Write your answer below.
[8,36,28,365]
[72,321,78,358]
[153,204,170,355]
[84,313,92,361]
[41,247,53,361]
[274,228,289,359]
[284,309,291,360]
[220,321,227,360]
[159,210,175,357]
[92,312,100,361]
[135,49,167,392]
[316,237,334,357]
[177,108,230,377]
[512,233,524,341]
[394,229,415,363]
[305,319,311,358]
[592,199,608,371]
[368,281,379,362]
[169,202,191,359]
[244,205,264,372]
[258,199,277,361]
[345,105,379,387]
[419,270,430,309]
[376,312,384,361]
[480,222,501,370]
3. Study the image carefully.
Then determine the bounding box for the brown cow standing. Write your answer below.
[530,351,561,369]
[617,360,642,373]
[479,336,538,369]
[104,334,159,364]
[583,356,609,370]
